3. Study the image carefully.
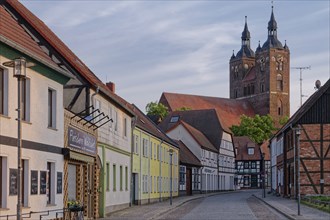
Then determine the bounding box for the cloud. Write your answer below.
[21,1,329,114]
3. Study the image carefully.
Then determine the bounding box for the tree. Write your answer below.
[145,101,169,120]
[230,114,276,144]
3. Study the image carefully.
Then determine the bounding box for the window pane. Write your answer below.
[0,69,3,114]
[113,165,116,191]
[21,78,26,120]
[48,89,52,127]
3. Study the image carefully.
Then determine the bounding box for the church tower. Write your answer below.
[229,7,290,126]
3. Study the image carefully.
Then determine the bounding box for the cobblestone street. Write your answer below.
[157,190,287,220]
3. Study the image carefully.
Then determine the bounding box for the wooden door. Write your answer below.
[186,168,192,195]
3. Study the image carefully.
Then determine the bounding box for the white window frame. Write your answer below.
[248,147,254,155]
[21,77,31,122]
[48,88,57,129]
[114,110,118,132]
[0,68,9,116]
[0,156,8,208]
[123,117,127,137]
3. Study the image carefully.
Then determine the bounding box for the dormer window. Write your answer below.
[248,147,254,155]
[170,116,179,123]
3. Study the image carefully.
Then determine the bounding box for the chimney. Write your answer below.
[106,82,115,93]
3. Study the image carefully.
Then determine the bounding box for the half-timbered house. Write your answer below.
[270,79,330,196]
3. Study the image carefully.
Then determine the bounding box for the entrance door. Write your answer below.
[186,168,192,195]
[132,173,138,205]
[251,175,258,188]
[85,164,95,218]
[68,164,77,201]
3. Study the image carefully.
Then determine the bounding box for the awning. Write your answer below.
[68,151,94,163]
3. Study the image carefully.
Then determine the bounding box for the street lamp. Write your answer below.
[3,57,31,220]
[168,149,173,205]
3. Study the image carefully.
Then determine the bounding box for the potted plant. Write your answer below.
[67,200,84,212]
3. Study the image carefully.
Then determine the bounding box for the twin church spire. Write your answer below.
[232,6,288,60]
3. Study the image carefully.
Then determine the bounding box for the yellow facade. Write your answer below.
[132,128,179,204]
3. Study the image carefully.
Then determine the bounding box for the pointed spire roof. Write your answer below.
[262,6,283,50]
[256,40,262,52]
[231,50,236,59]
[284,40,289,50]
[236,16,255,58]
[242,16,251,40]
[268,6,277,31]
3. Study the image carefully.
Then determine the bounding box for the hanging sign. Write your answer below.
[68,126,96,155]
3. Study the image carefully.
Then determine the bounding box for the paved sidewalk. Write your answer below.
[253,191,330,220]
[102,191,234,220]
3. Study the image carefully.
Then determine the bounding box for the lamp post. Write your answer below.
[168,149,173,205]
[3,57,28,220]
[262,152,266,198]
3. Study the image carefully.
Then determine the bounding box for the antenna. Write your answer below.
[291,66,311,106]
[315,80,321,90]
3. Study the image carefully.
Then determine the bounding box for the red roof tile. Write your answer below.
[160,92,255,133]
[233,136,262,161]
[4,0,133,115]
[0,4,57,66]
[242,66,256,82]
[127,103,177,147]
[260,140,270,160]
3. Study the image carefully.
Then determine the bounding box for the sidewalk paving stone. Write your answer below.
[253,191,330,220]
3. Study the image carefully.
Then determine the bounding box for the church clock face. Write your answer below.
[258,57,265,72]
[244,64,249,69]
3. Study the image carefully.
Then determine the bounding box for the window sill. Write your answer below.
[46,203,57,207]
[47,126,58,131]
[0,208,10,211]
[22,120,32,125]
[0,114,10,119]
[22,206,31,209]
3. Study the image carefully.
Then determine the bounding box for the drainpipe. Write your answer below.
[200,167,204,194]
[130,116,137,207]
[90,86,100,115]
[148,136,151,203]
[159,139,164,202]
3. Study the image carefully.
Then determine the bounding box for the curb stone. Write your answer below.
[252,194,296,220]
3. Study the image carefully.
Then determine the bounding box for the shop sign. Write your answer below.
[204,168,216,173]
[68,126,96,155]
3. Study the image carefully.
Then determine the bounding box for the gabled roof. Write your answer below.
[159,92,255,133]
[260,140,270,160]
[4,0,133,116]
[126,103,177,148]
[168,120,218,153]
[273,78,330,138]
[159,109,222,150]
[233,136,262,161]
[176,140,202,167]
[0,4,70,78]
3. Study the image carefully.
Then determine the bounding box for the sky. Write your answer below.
[21,0,330,115]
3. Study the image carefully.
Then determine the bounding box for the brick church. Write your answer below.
[229,6,290,126]
[160,6,290,127]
